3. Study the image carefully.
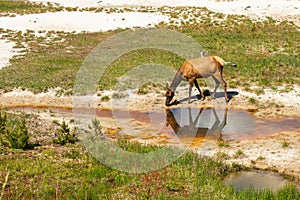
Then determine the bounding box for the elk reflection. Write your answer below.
[165,107,228,143]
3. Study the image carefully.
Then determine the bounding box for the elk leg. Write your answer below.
[188,82,193,104]
[212,73,229,102]
[194,80,205,100]
[211,76,220,99]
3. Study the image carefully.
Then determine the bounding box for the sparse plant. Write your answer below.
[63,150,81,159]
[112,92,128,99]
[88,118,104,139]
[282,140,290,148]
[216,151,229,159]
[52,119,60,125]
[248,97,258,104]
[233,149,245,158]
[256,156,266,161]
[255,88,265,95]
[101,95,110,101]
[279,85,294,93]
[53,120,77,145]
[137,84,149,95]
[217,140,230,148]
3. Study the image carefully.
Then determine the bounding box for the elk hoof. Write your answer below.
[166,99,179,106]
[173,99,179,105]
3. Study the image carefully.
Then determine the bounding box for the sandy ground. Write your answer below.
[1,84,299,117]
[0,0,300,181]
[30,0,300,21]
[0,35,27,70]
[30,0,300,25]
[197,131,300,180]
[0,37,16,70]
[0,11,167,33]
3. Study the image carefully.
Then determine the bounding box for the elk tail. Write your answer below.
[213,56,237,67]
[200,50,205,57]
[224,61,237,67]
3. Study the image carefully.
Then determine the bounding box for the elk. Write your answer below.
[165,56,237,106]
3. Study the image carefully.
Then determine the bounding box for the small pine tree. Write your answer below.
[87,118,104,142]
[0,111,7,134]
[53,120,77,145]
[59,120,70,134]
[8,118,29,150]
[91,118,104,138]
[0,111,7,146]
[0,111,30,150]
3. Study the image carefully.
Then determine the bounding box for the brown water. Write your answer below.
[101,107,300,141]
[10,105,300,142]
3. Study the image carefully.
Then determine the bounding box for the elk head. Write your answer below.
[165,83,175,106]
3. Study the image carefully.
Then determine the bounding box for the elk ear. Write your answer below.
[165,82,169,89]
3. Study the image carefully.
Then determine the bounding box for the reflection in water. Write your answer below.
[163,107,262,144]
[165,107,228,141]
[163,107,300,145]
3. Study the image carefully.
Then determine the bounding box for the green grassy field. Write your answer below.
[1,140,299,199]
[0,9,299,94]
[0,0,66,16]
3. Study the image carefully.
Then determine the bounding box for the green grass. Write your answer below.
[0,0,151,15]
[0,111,299,199]
[97,49,184,91]
[0,0,64,15]
[0,140,299,199]
[0,31,115,93]
[180,18,300,90]
[0,14,299,94]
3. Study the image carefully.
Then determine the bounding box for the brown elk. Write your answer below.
[165,56,237,106]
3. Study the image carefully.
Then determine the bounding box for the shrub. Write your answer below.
[53,120,77,145]
[101,95,110,101]
[137,84,149,95]
[92,118,104,137]
[0,111,30,150]
[0,111,8,146]
[7,118,29,150]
